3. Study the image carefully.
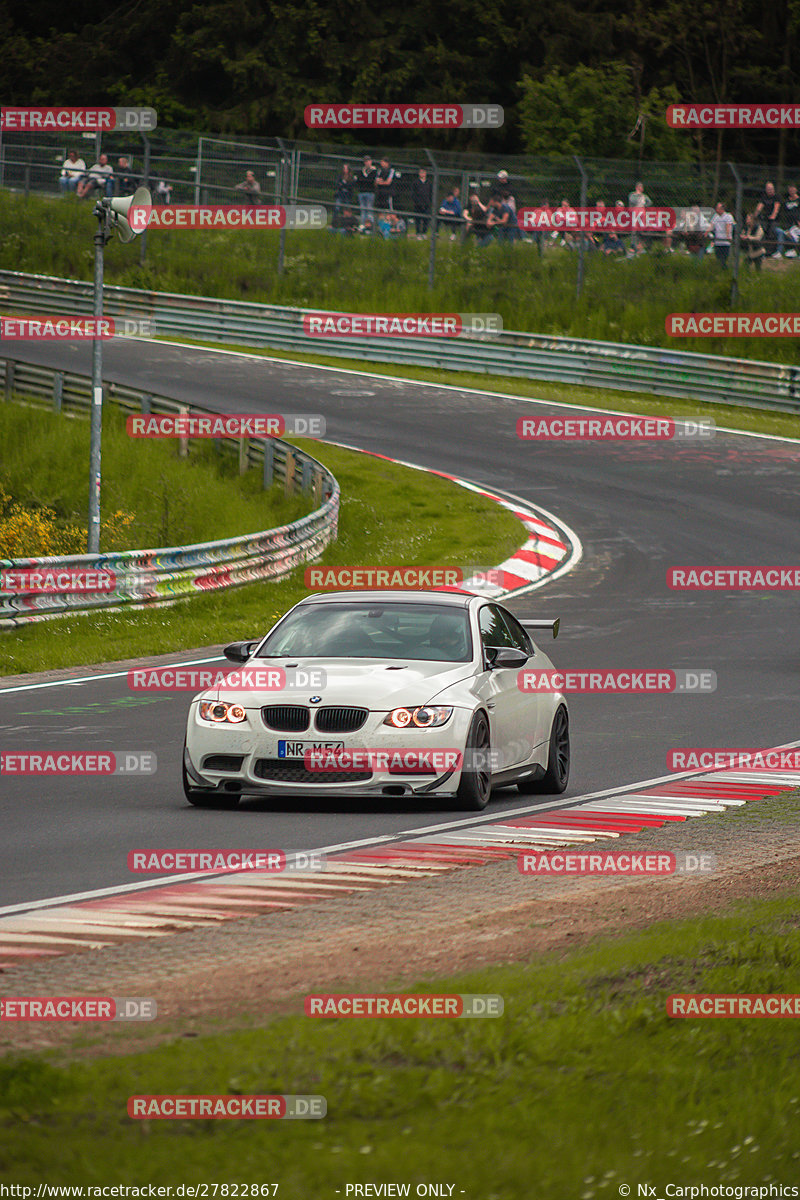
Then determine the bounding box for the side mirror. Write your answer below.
[490,646,529,669]
[223,641,256,664]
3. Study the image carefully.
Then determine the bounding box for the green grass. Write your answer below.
[8,189,800,363]
[0,432,522,674]
[3,889,800,1191]
[0,402,310,551]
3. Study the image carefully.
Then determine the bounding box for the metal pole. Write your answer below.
[425,149,439,290]
[574,155,588,298]
[277,138,289,276]
[194,136,203,205]
[728,162,743,306]
[88,203,111,553]
[139,133,151,267]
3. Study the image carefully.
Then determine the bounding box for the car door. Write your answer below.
[474,604,537,769]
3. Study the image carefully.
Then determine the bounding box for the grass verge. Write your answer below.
[2,889,799,1190]
[0,434,522,675]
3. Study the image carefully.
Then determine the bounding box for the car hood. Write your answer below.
[202,658,476,709]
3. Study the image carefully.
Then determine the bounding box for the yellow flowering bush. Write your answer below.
[0,488,134,558]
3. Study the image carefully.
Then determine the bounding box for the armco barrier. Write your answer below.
[0,364,339,628]
[2,270,800,414]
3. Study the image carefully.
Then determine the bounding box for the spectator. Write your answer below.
[709,200,734,267]
[58,150,85,194]
[115,157,137,195]
[76,153,114,199]
[378,211,406,238]
[333,164,354,226]
[780,184,799,257]
[411,167,432,238]
[682,204,710,260]
[356,156,377,226]
[375,157,396,212]
[481,194,521,244]
[557,198,579,250]
[755,181,782,256]
[235,170,261,205]
[465,190,490,241]
[153,179,173,204]
[627,180,652,254]
[438,187,463,239]
[740,212,766,270]
[333,206,359,236]
[490,169,511,202]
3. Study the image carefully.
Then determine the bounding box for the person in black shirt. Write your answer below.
[333,164,354,228]
[755,181,783,256]
[780,184,799,256]
[375,157,396,211]
[357,157,377,226]
[411,167,432,237]
[465,190,489,240]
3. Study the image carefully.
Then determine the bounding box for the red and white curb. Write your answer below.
[0,765,796,969]
[326,441,583,597]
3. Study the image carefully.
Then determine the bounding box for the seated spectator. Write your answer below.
[740,212,766,270]
[602,201,626,255]
[378,211,406,238]
[235,170,261,205]
[76,154,114,199]
[375,157,396,211]
[781,184,799,257]
[59,150,85,194]
[556,198,579,249]
[411,167,432,238]
[681,204,710,259]
[357,218,374,235]
[153,179,173,204]
[438,188,464,239]
[480,195,521,245]
[333,206,359,235]
[465,190,489,240]
[333,164,354,226]
[115,156,137,195]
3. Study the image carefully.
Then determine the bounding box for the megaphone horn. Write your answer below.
[109,186,152,242]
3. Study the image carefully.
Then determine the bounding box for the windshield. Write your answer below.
[256,602,473,662]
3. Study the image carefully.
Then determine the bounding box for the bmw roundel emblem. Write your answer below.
[310,696,322,704]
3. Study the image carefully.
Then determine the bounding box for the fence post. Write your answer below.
[301,457,312,493]
[178,404,189,458]
[194,136,203,205]
[239,437,248,474]
[426,149,440,290]
[728,162,743,306]
[277,138,290,276]
[139,132,151,267]
[263,439,275,488]
[53,372,63,412]
[574,155,588,298]
[284,446,296,494]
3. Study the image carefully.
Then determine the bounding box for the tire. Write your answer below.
[456,712,492,811]
[182,747,241,810]
[517,705,570,795]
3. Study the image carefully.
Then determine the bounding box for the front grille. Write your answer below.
[254,758,372,784]
[314,706,369,733]
[202,754,244,772]
[261,705,309,732]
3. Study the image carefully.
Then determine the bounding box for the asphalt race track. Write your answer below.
[2,338,799,908]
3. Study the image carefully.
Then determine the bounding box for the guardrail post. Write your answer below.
[728,162,743,306]
[141,393,151,414]
[301,457,312,493]
[178,404,189,458]
[262,439,274,488]
[239,437,248,474]
[312,467,322,505]
[53,372,63,412]
[284,447,296,494]
[4,360,14,402]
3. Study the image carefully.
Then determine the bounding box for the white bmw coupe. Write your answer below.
[182,589,569,811]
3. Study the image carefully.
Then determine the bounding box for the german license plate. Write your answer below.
[278,740,345,758]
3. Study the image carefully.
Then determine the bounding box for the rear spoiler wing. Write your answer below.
[520,618,560,640]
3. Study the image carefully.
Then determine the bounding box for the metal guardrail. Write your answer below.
[1,270,798,414]
[0,357,340,628]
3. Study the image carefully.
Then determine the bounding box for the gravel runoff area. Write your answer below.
[0,788,797,1057]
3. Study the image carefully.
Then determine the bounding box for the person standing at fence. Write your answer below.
[438,188,464,239]
[59,150,85,194]
[357,156,377,226]
[375,157,396,212]
[782,184,800,257]
[411,167,432,237]
[626,180,652,254]
[465,190,489,241]
[755,181,782,256]
[115,157,137,195]
[709,200,734,267]
[235,170,261,205]
[333,164,354,227]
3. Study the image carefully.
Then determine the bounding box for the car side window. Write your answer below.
[499,608,533,656]
[478,605,517,662]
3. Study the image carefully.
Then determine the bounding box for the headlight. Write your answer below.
[199,700,247,724]
[383,706,453,729]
